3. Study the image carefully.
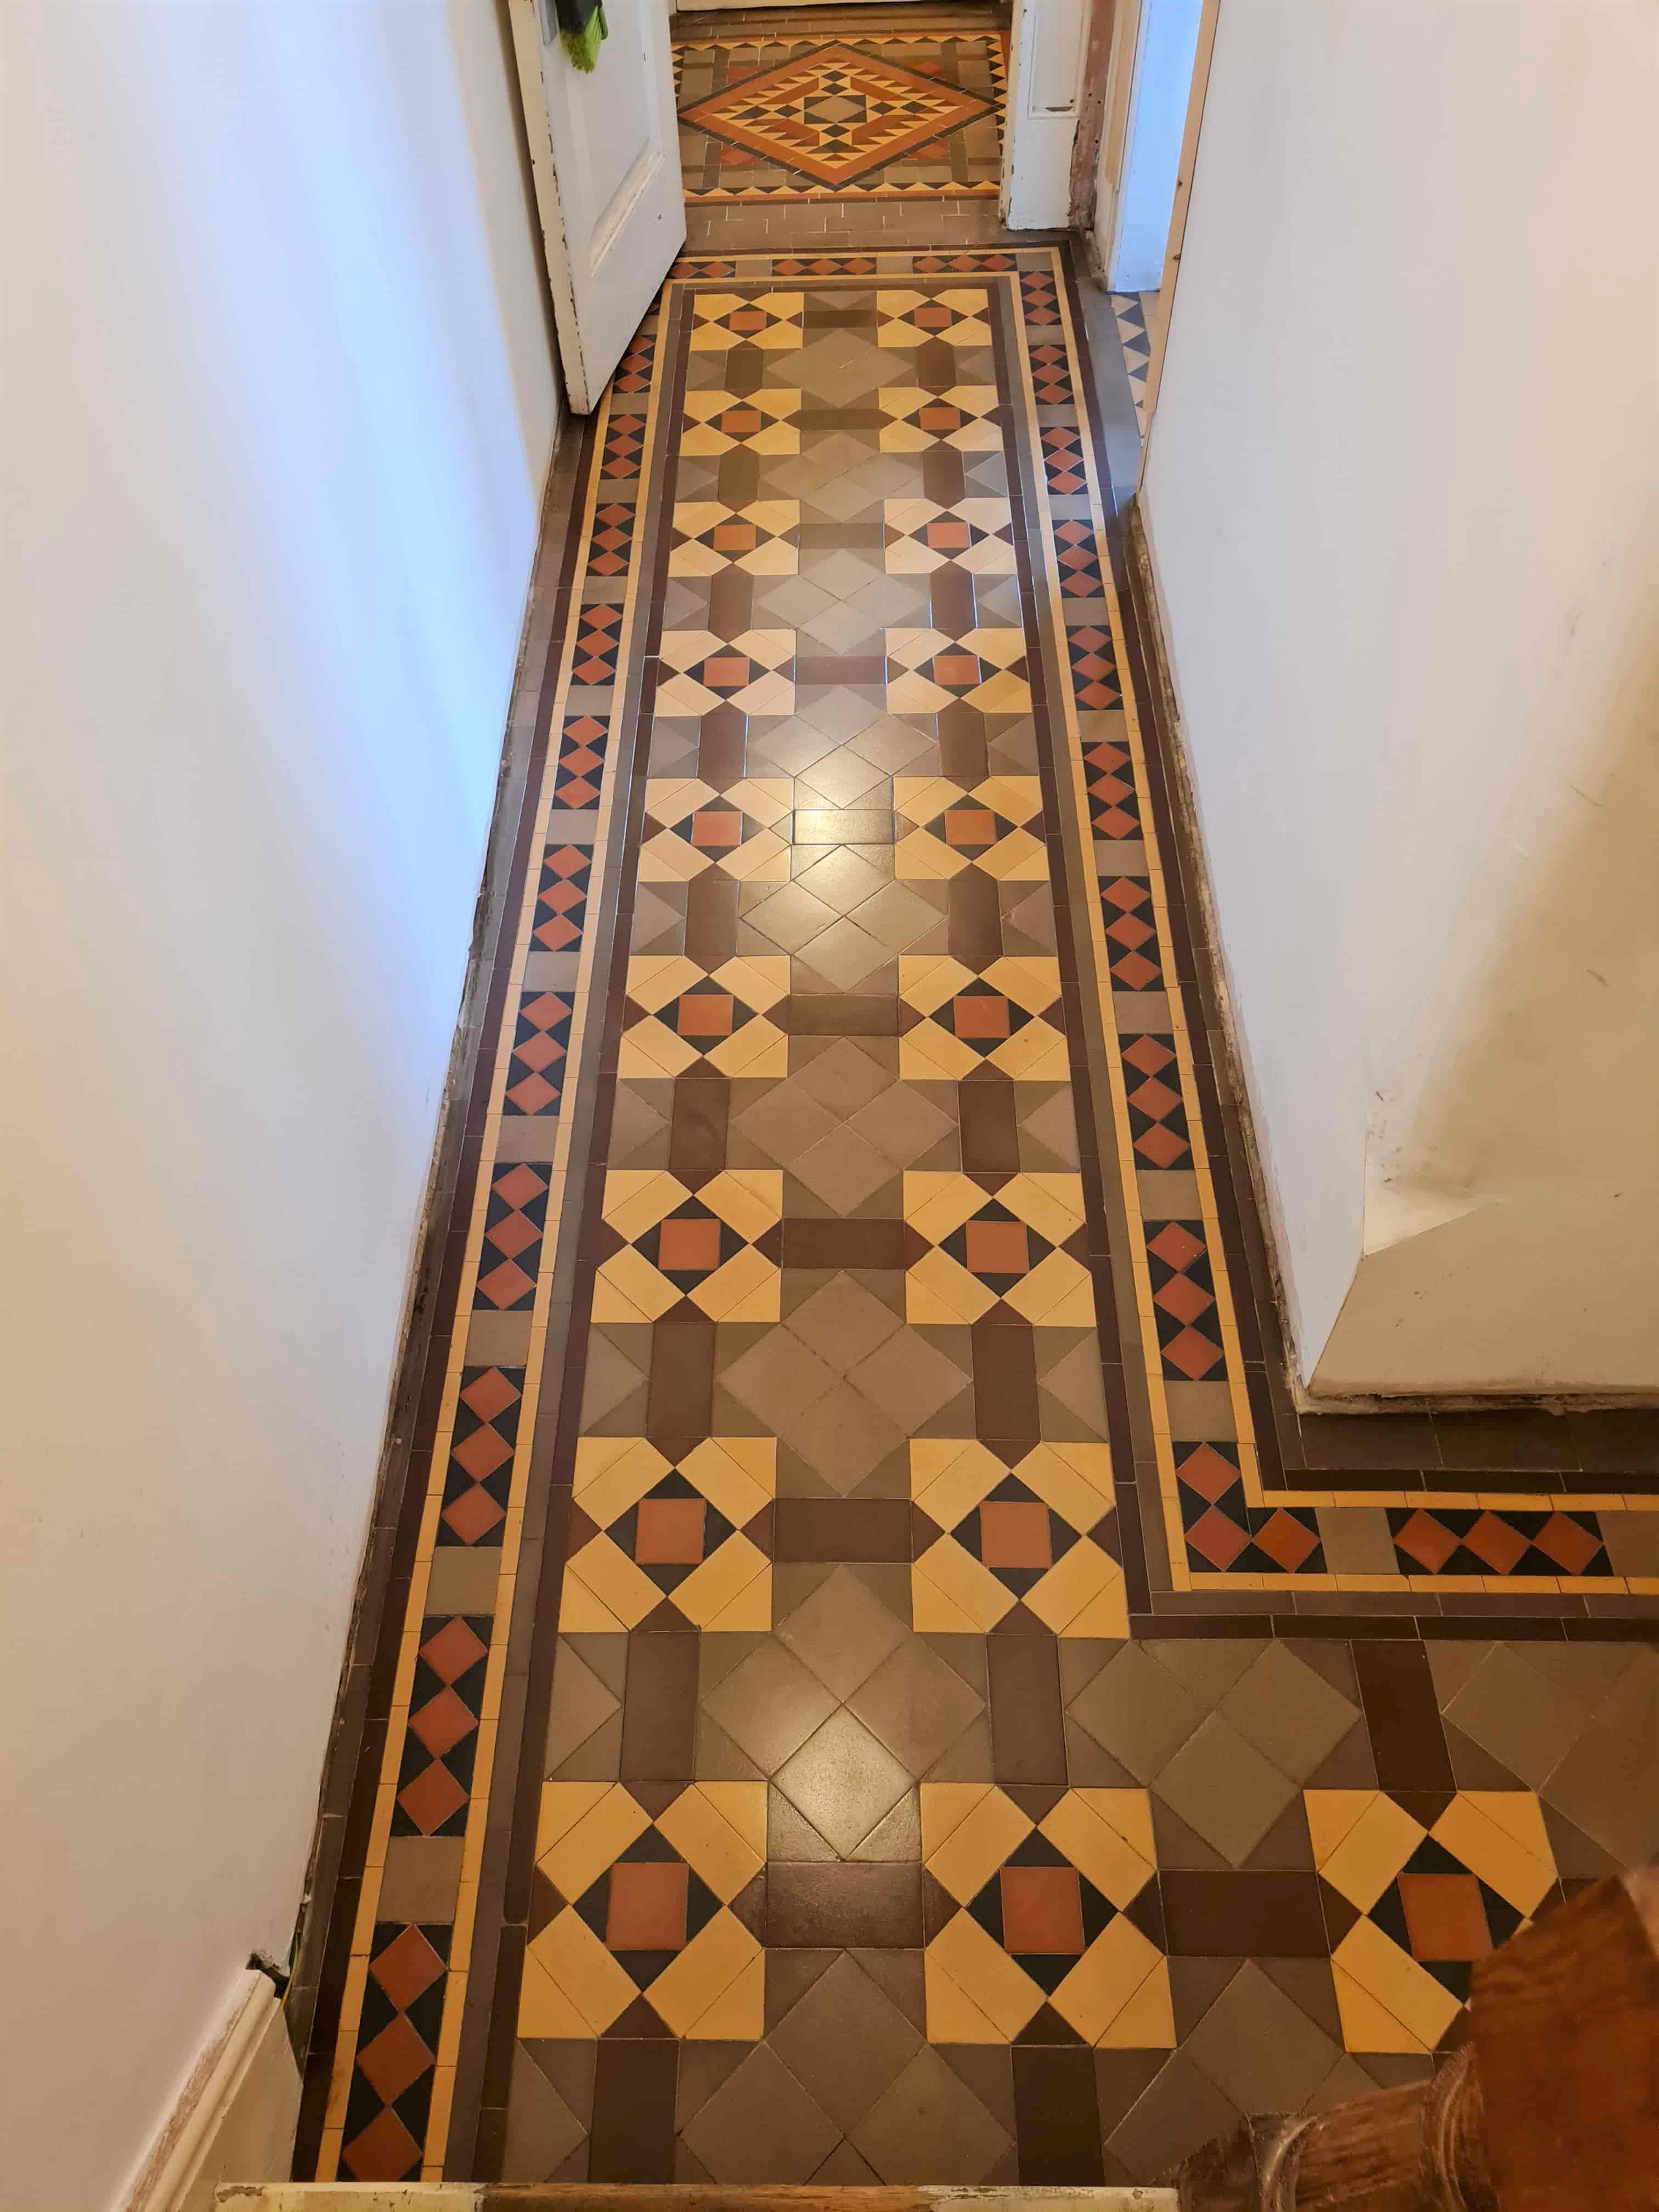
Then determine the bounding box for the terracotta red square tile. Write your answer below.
[979,1498,1053,1570]
[420,1617,487,1683]
[1186,1505,1250,1570]
[633,1496,708,1564]
[676,993,735,1037]
[493,1163,546,1211]
[484,1211,540,1261]
[606,1861,690,1951]
[1250,1510,1319,1572]
[1001,1864,1085,1955]
[965,1219,1029,1275]
[397,1761,468,1835]
[944,806,996,847]
[1177,1445,1239,1504]
[1154,1275,1214,1326]
[342,2106,422,2181]
[409,1686,476,1761]
[369,1925,447,2009]
[691,809,743,849]
[926,520,971,550]
[1163,1325,1223,1379]
[1114,951,1162,992]
[953,994,1012,1040]
[1463,1512,1529,1575]
[1532,1512,1601,1573]
[442,1487,505,1544]
[476,1259,535,1310]
[1147,1222,1205,1271]
[458,1368,518,1423]
[656,1217,723,1273]
[1393,1510,1459,1572]
[702,654,751,687]
[450,1426,512,1482]
[355,2013,433,2106]
[1397,1872,1492,1959]
[712,522,758,552]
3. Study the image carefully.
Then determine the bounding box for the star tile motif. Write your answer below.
[921,1784,1172,2046]
[669,500,800,577]
[899,955,1066,1080]
[904,1171,1093,1326]
[1308,1791,1558,2056]
[620,955,789,1079]
[595,1166,781,1324]
[640,777,794,884]
[679,45,995,190]
[911,1440,1125,1636]
[884,496,1015,574]
[894,774,1047,881]
[886,626,1029,713]
[878,385,1002,453]
[688,291,804,352]
[520,1781,766,2039]
[657,631,796,717]
[560,1437,775,1633]
[876,287,992,348]
[680,388,802,455]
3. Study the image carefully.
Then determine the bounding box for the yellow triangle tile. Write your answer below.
[572,1436,669,1523]
[979,828,1048,881]
[1330,1960,1432,2056]
[648,1910,760,2038]
[685,1950,765,2040]
[991,1022,1070,1081]
[1005,1172,1085,1239]
[602,1170,685,1237]
[927,1786,1032,1903]
[904,1172,986,1237]
[968,673,1031,715]
[1006,1250,1094,1327]
[718,837,791,885]
[657,1782,765,1899]
[528,1909,638,2036]
[907,1247,995,1324]
[911,1570,997,1636]
[593,1246,680,1325]
[691,1244,778,1323]
[927,1906,1044,2039]
[895,828,964,881]
[1319,1793,1424,1909]
[708,1022,788,1079]
[638,831,712,884]
[1432,1795,1555,1912]
[1094,1955,1177,2050]
[1333,1919,1460,2052]
[555,1558,631,1635]
[919,1782,996,1860]
[675,1533,770,1628]
[626,955,704,1010]
[702,1169,782,1237]
[562,1537,659,1635]
[682,1435,774,1521]
[716,953,790,1006]
[1071,1786,1157,1864]
[911,1437,1002,1523]
[1026,1540,1125,1639]
[1304,1789,1379,1867]
[899,952,973,1010]
[1041,1792,1154,1905]
[1018,1441,1113,1530]
[914,1537,1013,1633]
[901,1025,979,1082]
[516,1948,598,2039]
[534,1779,612,1857]
[1051,1915,1163,2044]
[618,1018,699,1080]
[924,1950,1007,2043]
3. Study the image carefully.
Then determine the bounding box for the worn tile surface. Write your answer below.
[292,195,1659,2195]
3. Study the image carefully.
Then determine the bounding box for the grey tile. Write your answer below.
[849,1634,986,1777]
[775,1707,913,1855]
[702,1639,839,1775]
[777,1564,910,1700]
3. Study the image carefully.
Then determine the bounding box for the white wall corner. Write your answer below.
[119,1973,298,2212]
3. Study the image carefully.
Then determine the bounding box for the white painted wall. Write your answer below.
[1141,0,1659,1396]
[1105,0,1202,292]
[0,7,557,2208]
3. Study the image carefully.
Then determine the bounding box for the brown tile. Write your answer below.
[972,1316,1041,1452]
[702,1638,837,1774]
[646,1315,715,1451]
[850,1636,986,1774]
[766,1951,924,2135]
[1012,2046,1104,2183]
[1296,1414,1438,1472]
[772,1497,913,1561]
[959,1076,1020,1174]
[775,1708,912,1853]
[669,1076,729,1177]
[1353,1640,1454,1793]
[679,2044,839,2183]
[588,2040,677,2181]
[1159,1871,1330,1956]
[930,563,976,638]
[684,870,739,969]
[781,1219,911,1269]
[988,1627,1067,1785]
[946,868,1005,967]
[1432,1410,1580,1471]
[619,1628,698,1782]
[768,1862,924,1948]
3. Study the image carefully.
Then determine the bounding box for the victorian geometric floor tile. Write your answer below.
[296,214,1659,2197]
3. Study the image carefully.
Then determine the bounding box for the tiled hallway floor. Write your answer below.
[291,70,1659,2195]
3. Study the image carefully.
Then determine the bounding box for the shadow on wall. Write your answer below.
[1318,577,1659,1396]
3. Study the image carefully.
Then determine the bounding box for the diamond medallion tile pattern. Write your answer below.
[297,233,1659,2201]
[677,33,1006,204]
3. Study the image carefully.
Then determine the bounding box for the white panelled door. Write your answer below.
[509,0,686,414]
[1002,0,1088,229]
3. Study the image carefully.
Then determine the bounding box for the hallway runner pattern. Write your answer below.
[676,33,1005,201]
[297,247,1659,2190]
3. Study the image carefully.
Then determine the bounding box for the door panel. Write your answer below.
[1003,0,1088,228]
[509,0,686,414]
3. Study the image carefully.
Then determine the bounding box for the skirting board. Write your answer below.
[124,1972,300,2212]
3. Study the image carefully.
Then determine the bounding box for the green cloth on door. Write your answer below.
[556,0,607,73]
